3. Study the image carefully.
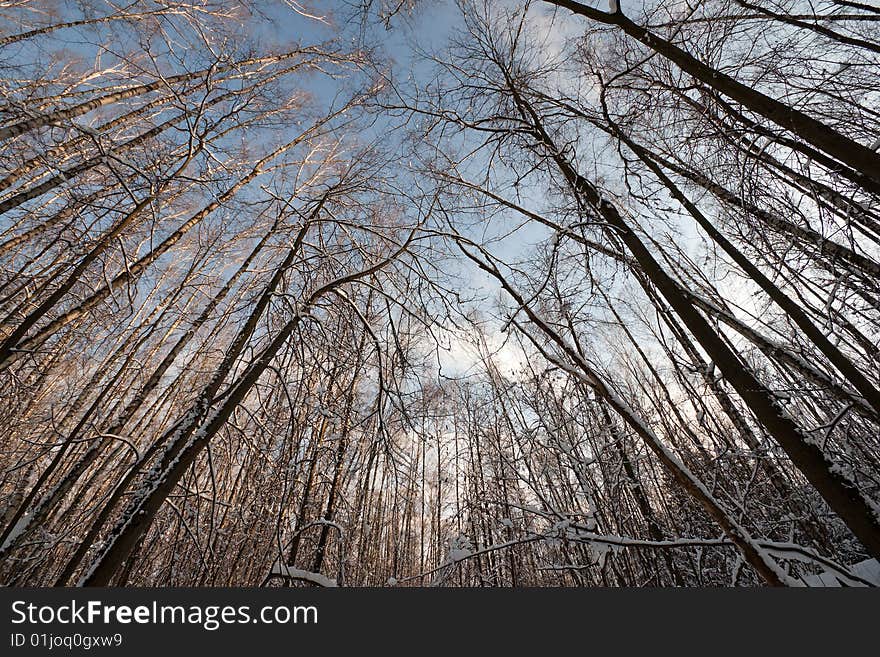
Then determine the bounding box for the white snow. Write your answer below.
[1,512,31,550]
[270,562,338,587]
[447,548,472,562]
[799,559,880,587]
[443,535,474,564]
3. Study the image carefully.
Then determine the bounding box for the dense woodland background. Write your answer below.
[0,0,879,587]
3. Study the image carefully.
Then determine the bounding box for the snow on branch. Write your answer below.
[270,563,338,587]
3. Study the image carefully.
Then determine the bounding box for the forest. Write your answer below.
[0,0,878,587]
